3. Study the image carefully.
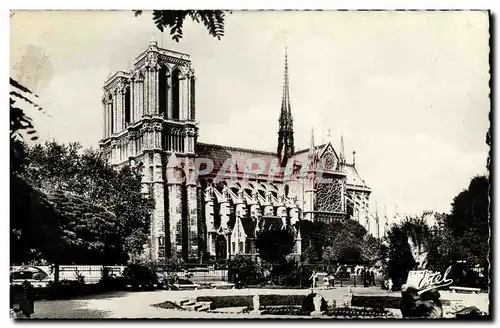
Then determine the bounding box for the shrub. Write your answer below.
[99,267,126,292]
[160,258,185,273]
[122,263,158,291]
[228,255,264,288]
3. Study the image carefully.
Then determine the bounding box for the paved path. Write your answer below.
[30,287,489,319]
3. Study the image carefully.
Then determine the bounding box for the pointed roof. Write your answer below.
[279,48,293,131]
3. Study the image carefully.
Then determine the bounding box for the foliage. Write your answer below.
[445,176,490,268]
[20,141,154,262]
[299,218,381,266]
[228,255,264,288]
[270,260,314,287]
[361,234,383,264]
[121,263,158,291]
[161,258,185,273]
[134,10,227,42]
[10,174,63,265]
[296,220,327,262]
[255,228,295,265]
[434,176,490,288]
[10,78,42,142]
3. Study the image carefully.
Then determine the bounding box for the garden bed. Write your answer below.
[325,306,394,318]
[197,295,253,310]
[351,295,451,309]
[196,294,308,310]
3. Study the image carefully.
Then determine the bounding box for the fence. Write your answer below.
[10,265,125,284]
[176,269,228,283]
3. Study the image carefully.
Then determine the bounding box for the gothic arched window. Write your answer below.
[108,93,114,133]
[124,87,131,125]
[158,66,168,117]
[190,76,195,120]
[172,68,181,120]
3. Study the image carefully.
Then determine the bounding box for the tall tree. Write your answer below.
[442,176,490,281]
[19,141,154,263]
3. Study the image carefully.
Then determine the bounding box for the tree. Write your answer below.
[361,234,383,264]
[255,228,295,265]
[17,141,154,264]
[296,220,328,263]
[10,78,42,143]
[319,219,380,266]
[134,10,227,42]
[441,175,490,286]
[228,255,264,288]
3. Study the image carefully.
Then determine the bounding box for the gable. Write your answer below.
[318,142,340,162]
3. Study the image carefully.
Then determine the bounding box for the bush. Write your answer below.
[159,258,185,273]
[301,293,328,313]
[43,279,91,299]
[228,255,264,288]
[99,267,126,292]
[122,263,158,291]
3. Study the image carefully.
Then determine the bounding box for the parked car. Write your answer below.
[10,266,52,288]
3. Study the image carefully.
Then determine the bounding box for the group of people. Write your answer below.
[359,268,377,287]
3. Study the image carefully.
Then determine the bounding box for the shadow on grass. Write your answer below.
[31,299,111,319]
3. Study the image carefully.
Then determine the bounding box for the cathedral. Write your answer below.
[99,40,377,263]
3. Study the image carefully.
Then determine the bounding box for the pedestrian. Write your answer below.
[370,270,376,286]
[387,278,394,292]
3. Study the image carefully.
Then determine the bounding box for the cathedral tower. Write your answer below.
[100,40,199,263]
[277,48,295,165]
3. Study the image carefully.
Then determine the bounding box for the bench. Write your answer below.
[449,286,481,294]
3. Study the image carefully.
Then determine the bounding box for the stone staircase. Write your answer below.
[177,298,212,312]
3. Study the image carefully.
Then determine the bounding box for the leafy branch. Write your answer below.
[134,10,228,42]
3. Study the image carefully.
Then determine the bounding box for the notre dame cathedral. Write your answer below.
[99,40,377,264]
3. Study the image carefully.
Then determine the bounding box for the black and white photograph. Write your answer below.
[9,9,491,319]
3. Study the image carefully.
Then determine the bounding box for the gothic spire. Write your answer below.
[340,133,345,165]
[309,127,315,153]
[277,47,295,164]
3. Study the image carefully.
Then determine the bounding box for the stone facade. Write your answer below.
[99,41,377,263]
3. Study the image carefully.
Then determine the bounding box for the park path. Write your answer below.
[31,286,488,319]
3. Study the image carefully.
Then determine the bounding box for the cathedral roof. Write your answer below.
[196,142,278,178]
[344,164,369,189]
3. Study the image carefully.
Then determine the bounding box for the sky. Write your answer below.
[10,10,490,218]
